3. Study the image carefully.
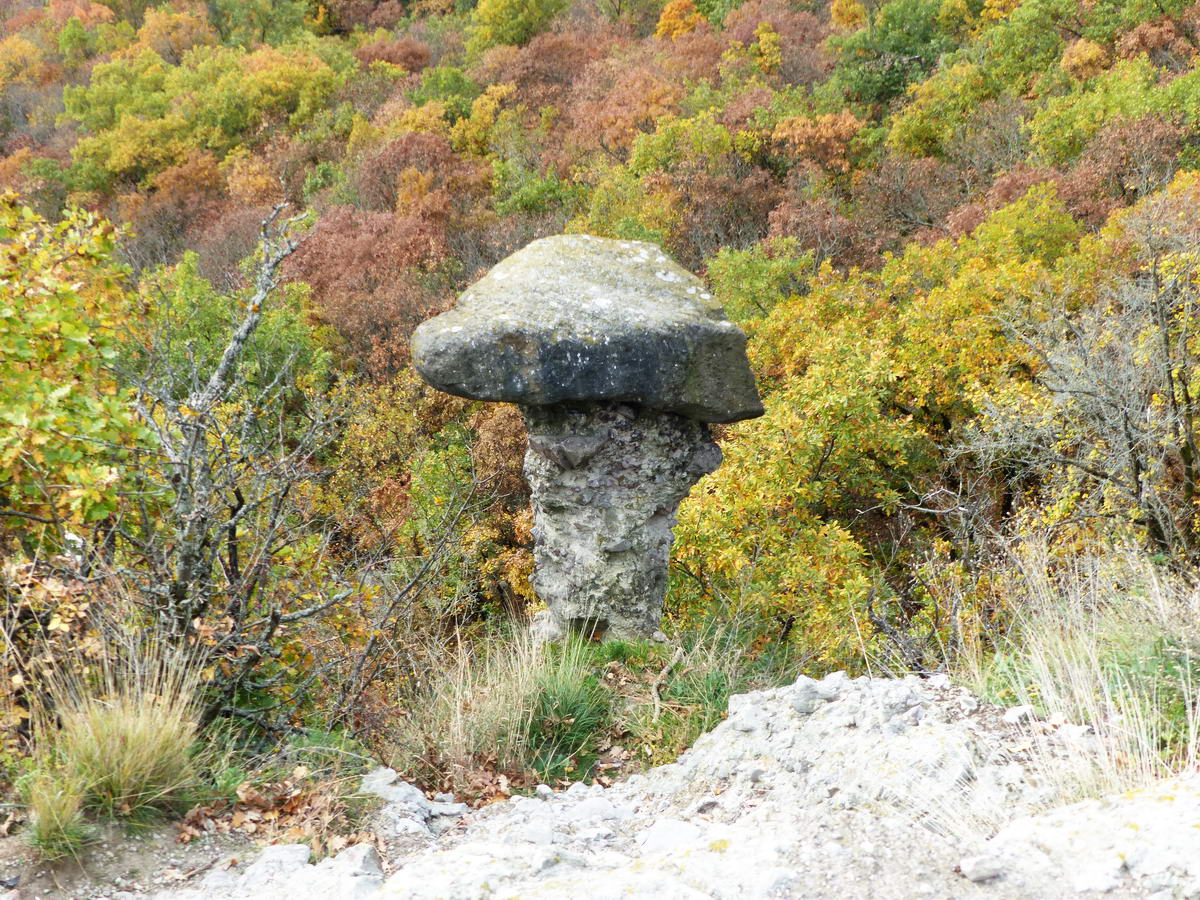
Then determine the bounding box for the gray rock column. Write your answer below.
[523,403,721,640]
[410,234,763,640]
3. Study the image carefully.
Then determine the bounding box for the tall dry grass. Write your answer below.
[389,615,803,794]
[965,544,1200,799]
[390,630,589,790]
[23,636,204,857]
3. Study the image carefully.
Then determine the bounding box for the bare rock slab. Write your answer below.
[410,235,763,424]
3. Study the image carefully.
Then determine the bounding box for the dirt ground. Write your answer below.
[0,822,255,900]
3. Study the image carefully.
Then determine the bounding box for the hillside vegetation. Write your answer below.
[3,0,1200,857]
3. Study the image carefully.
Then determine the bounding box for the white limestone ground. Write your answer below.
[150,673,1200,900]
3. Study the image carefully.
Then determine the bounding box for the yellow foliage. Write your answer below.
[221,148,278,205]
[1061,38,1110,80]
[384,102,453,140]
[0,149,32,191]
[450,83,516,156]
[0,36,44,93]
[346,113,383,158]
[395,167,437,208]
[672,185,1081,668]
[830,0,867,31]
[980,0,1021,21]
[0,194,145,534]
[751,23,782,74]
[655,0,706,39]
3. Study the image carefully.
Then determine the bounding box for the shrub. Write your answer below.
[828,0,956,105]
[353,38,432,72]
[467,0,567,56]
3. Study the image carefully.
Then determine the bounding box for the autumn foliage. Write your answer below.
[7,0,1200,814]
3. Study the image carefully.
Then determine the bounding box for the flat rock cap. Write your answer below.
[410,235,763,423]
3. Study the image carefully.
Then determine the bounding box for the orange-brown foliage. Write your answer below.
[471,28,618,111]
[352,133,490,212]
[566,60,682,157]
[1058,114,1185,227]
[354,38,432,72]
[773,111,864,174]
[723,0,831,85]
[47,0,114,26]
[1116,6,1200,70]
[290,204,455,377]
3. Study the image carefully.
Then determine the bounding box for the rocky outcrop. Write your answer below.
[151,674,1200,900]
[410,234,763,639]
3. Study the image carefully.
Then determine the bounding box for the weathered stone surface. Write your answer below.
[523,402,720,640]
[155,674,1200,900]
[410,234,763,424]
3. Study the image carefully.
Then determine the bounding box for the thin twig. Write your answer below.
[651,647,685,723]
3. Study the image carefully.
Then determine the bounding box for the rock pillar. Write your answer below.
[522,403,721,640]
[410,234,763,640]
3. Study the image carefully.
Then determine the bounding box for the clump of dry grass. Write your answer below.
[390,631,606,792]
[966,545,1200,800]
[389,614,803,798]
[20,771,92,861]
[23,636,204,857]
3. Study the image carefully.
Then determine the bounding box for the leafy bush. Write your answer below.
[467,0,567,55]
[0,196,145,549]
[828,0,957,105]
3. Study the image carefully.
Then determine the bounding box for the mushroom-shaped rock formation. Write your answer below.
[411,234,763,640]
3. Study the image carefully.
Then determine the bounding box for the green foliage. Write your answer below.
[466,0,567,55]
[492,159,580,215]
[628,111,736,176]
[886,62,996,158]
[829,0,958,105]
[210,0,310,47]
[303,160,348,201]
[0,195,146,544]
[130,252,329,402]
[58,18,98,68]
[694,0,741,26]
[572,165,671,247]
[407,66,481,122]
[705,237,814,324]
[63,44,344,185]
[672,186,1081,668]
[1026,57,1200,165]
[972,0,1070,93]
